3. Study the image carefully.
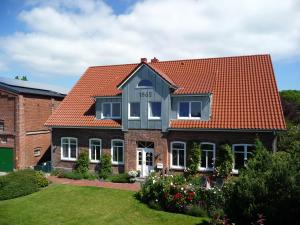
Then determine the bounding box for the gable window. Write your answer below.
[89,138,101,163]
[170,141,186,169]
[200,142,215,171]
[61,137,77,161]
[129,102,140,119]
[232,144,255,173]
[111,139,124,164]
[148,102,161,119]
[178,101,201,119]
[0,120,4,132]
[102,102,121,119]
[137,80,153,88]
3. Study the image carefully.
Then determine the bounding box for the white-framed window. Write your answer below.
[232,144,255,173]
[61,137,78,161]
[34,148,41,157]
[137,79,153,88]
[170,141,186,169]
[89,138,101,163]
[0,120,4,132]
[200,142,216,171]
[111,139,124,165]
[178,101,202,119]
[101,102,121,119]
[1,136,7,143]
[148,102,161,119]
[129,102,140,119]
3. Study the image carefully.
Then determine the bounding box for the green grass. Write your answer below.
[0,184,209,225]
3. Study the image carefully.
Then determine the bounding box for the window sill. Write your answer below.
[61,158,77,162]
[148,118,161,120]
[128,117,140,120]
[170,166,185,170]
[231,169,239,175]
[111,162,124,165]
[199,168,214,172]
[177,117,202,120]
[90,160,100,164]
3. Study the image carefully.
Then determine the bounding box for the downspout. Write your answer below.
[272,130,278,153]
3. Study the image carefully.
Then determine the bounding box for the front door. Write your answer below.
[137,148,154,177]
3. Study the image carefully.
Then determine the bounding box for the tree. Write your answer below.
[280,90,300,124]
[186,141,201,176]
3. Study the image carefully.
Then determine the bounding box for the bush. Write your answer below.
[34,171,49,187]
[137,174,223,217]
[98,154,112,179]
[215,144,234,177]
[224,140,300,225]
[185,205,208,217]
[109,173,131,183]
[186,141,201,177]
[58,171,97,180]
[0,169,48,200]
[75,151,90,174]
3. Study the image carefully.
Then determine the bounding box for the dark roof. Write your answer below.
[0,77,66,98]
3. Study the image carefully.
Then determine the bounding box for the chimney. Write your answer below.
[151,57,159,63]
[140,58,147,63]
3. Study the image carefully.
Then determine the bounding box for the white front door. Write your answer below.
[137,148,154,177]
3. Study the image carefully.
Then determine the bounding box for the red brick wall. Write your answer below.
[52,128,124,173]
[52,128,276,173]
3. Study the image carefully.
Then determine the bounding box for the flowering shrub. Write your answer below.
[137,174,225,217]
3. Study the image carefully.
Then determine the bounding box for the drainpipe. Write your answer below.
[272,130,278,153]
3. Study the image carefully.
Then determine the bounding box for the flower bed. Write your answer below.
[137,174,224,218]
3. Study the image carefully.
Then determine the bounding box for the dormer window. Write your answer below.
[178,101,202,119]
[137,79,153,88]
[102,102,121,119]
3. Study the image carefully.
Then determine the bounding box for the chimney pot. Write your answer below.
[151,57,159,63]
[141,58,147,63]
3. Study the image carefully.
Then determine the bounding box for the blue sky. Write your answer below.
[0,0,299,93]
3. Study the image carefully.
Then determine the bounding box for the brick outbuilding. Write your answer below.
[0,77,65,171]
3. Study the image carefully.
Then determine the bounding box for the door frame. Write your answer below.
[136,147,154,177]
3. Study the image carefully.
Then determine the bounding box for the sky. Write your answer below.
[0,0,299,94]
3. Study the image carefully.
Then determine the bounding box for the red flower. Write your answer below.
[173,193,182,200]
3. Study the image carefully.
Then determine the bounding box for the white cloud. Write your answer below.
[1,0,300,77]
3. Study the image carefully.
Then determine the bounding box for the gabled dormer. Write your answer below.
[118,58,177,132]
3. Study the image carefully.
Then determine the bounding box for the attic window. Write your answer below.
[137,80,153,88]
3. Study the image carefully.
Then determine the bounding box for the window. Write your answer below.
[137,79,153,88]
[148,102,161,119]
[102,102,121,119]
[34,148,41,157]
[111,139,124,164]
[1,136,7,144]
[200,143,215,171]
[61,137,78,161]
[0,120,4,132]
[129,102,140,119]
[89,139,101,162]
[232,144,255,173]
[170,141,186,169]
[178,101,202,119]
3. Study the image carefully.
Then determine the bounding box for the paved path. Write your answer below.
[48,176,141,192]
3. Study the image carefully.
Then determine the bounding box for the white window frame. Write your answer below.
[170,141,186,169]
[177,101,202,119]
[89,138,102,163]
[0,120,4,132]
[128,102,140,120]
[199,142,216,171]
[111,139,124,165]
[148,102,162,120]
[232,144,254,174]
[101,102,121,119]
[61,137,78,161]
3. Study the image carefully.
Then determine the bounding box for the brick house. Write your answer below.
[0,77,65,171]
[46,55,285,177]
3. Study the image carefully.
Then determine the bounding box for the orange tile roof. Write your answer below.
[45,54,286,130]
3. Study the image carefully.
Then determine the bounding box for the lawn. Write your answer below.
[0,184,208,225]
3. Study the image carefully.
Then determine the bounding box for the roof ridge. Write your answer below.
[87,54,270,68]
